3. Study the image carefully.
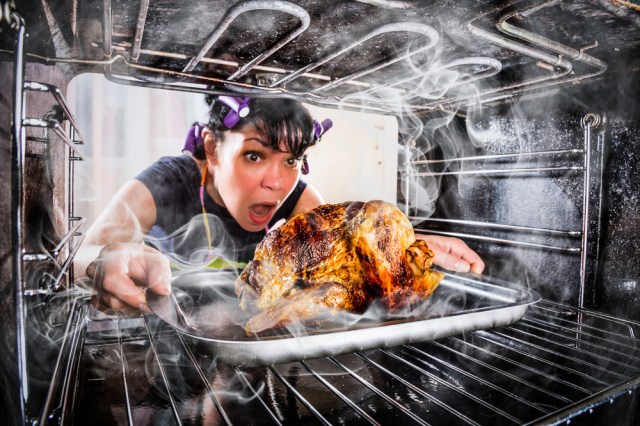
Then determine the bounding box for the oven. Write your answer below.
[2,0,640,424]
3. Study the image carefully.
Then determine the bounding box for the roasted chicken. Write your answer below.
[235,200,444,335]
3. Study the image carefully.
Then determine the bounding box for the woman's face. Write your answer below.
[206,125,303,232]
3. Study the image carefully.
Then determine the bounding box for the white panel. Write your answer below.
[303,104,398,205]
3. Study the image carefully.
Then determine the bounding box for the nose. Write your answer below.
[261,161,284,191]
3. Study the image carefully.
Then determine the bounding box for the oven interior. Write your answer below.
[1,0,640,424]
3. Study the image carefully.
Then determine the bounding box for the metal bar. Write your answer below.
[24,81,88,145]
[496,1,608,72]
[311,38,434,94]
[403,344,550,415]
[525,375,640,426]
[173,332,234,425]
[130,0,150,63]
[268,365,332,426]
[379,348,524,424]
[416,230,581,253]
[59,300,88,424]
[142,314,183,425]
[440,337,579,402]
[577,113,603,308]
[28,217,86,259]
[578,119,592,308]
[520,317,640,361]
[527,309,638,343]
[228,5,310,81]
[10,11,29,422]
[102,0,112,57]
[356,351,481,425]
[532,302,639,339]
[183,1,310,74]
[299,360,381,425]
[272,22,438,88]
[135,47,333,82]
[408,165,582,177]
[327,356,431,425]
[477,329,619,384]
[498,325,636,379]
[19,52,393,114]
[234,367,283,425]
[67,126,80,284]
[415,1,606,110]
[38,294,90,425]
[411,148,584,165]
[364,56,502,100]
[116,316,134,426]
[412,217,581,237]
[49,233,86,292]
[23,118,86,160]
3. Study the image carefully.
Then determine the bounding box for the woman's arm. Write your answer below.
[76,180,171,313]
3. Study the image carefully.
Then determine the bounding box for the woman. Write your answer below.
[76,95,484,314]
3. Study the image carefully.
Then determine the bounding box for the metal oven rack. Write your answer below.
[77,298,640,425]
[9,12,91,424]
[405,112,605,309]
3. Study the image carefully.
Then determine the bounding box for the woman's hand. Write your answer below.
[86,242,172,314]
[415,234,485,274]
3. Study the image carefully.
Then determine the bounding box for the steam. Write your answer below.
[144,213,245,272]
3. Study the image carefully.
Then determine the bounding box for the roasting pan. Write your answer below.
[147,270,540,367]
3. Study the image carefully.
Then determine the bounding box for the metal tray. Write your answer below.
[147,270,540,367]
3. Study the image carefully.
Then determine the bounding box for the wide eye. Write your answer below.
[245,152,262,162]
[285,157,300,168]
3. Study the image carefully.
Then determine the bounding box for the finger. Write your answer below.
[433,250,471,273]
[125,247,171,296]
[141,245,172,296]
[86,260,97,279]
[442,238,485,274]
[101,272,149,311]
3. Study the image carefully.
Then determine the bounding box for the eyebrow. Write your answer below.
[244,137,267,146]
[245,137,293,154]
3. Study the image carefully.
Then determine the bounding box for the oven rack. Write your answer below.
[75,299,640,425]
[16,81,86,292]
[16,77,87,292]
[406,112,604,309]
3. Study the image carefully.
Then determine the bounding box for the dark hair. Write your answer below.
[193,95,318,160]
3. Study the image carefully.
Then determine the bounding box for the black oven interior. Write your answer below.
[1,0,640,424]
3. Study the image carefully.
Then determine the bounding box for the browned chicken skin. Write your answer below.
[235,200,444,335]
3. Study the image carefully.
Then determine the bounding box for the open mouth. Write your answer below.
[248,203,276,225]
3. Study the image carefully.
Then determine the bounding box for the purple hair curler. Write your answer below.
[313,119,333,138]
[182,123,203,154]
[218,95,250,129]
[301,156,310,175]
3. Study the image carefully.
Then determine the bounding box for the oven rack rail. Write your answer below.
[407,112,604,309]
[10,13,89,423]
[76,299,640,425]
[18,81,87,291]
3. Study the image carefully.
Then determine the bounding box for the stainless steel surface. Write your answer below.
[147,271,540,367]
